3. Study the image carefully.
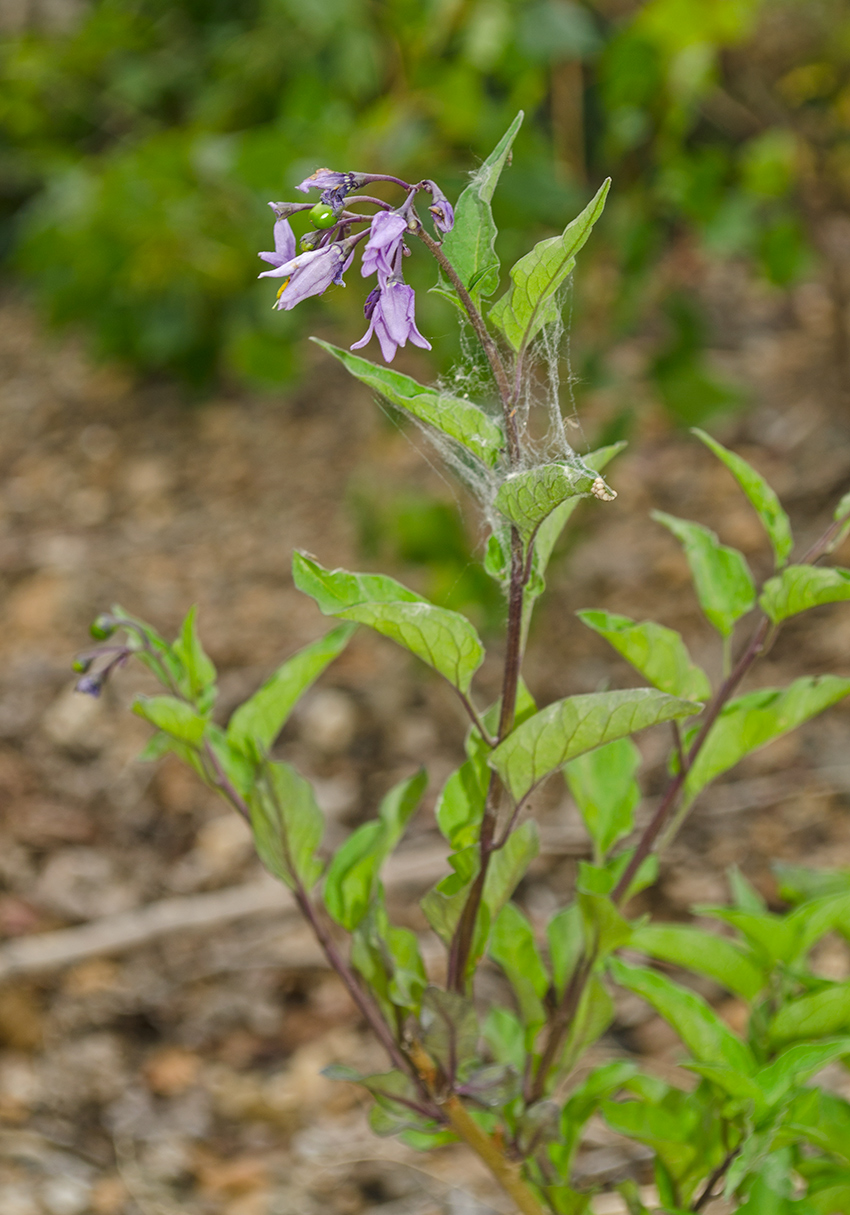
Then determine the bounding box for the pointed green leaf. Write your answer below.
[293,552,485,695]
[351,896,428,1017]
[132,695,207,745]
[630,923,765,1000]
[685,676,850,803]
[248,760,324,892]
[324,769,427,929]
[173,605,217,712]
[560,975,615,1074]
[577,609,711,701]
[420,846,480,945]
[419,986,479,1082]
[524,442,627,589]
[490,179,611,351]
[483,819,539,918]
[494,459,616,543]
[311,339,503,467]
[757,1039,850,1106]
[490,902,549,1031]
[609,958,755,1073]
[653,511,756,637]
[227,624,356,760]
[547,903,583,997]
[435,756,488,850]
[490,688,701,802]
[433,111,523,305]
[293,549,424,613]
[768,983,850,1047]
[565,736,641,861]
[692,428,793,569]
[760,565,850,624]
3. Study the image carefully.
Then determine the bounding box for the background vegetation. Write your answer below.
[1,0,849,414]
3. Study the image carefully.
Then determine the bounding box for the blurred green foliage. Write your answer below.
[1,0,848,411]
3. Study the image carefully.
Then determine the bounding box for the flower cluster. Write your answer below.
[257,169,454,363]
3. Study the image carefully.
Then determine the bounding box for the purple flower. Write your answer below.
[421,180,454,235]
[296,168,367,208]
[75,673,103,697]
[351,277,431,363]
[258,212,296,271]
[259,240,353,310]
[361,210,408,280]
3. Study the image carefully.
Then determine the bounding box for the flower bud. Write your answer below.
[90,615,116,640]
[310,202,337,230]
[299,230,323,253]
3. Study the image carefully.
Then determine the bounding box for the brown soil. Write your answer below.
[0,258,849,1215]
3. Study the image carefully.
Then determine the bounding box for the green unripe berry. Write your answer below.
[72,657,92,673]
[309,202,337,230]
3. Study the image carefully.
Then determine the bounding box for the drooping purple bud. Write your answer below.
[268,201,314,219]
[75,673,104,697]
[420,180,454,235]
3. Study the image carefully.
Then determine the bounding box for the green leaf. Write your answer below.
[350,896,428,1017]
[576,863,634,956]
[559,975,615,1074]
[293,552,485,695]
[324,769,427,929]
[435,756,489,850]
[490,688,701,802]
[530,442,627,585]
[653,511,756,636]
[490,178,611,352]
[696,906,801,970]
[173,605,217,712]
[483,1005,526,1073]
[685,676,850,803]
[420,846,480,945]
[565,736,641,861]
[132,695,207,745]
[609,957,755,1072]
[292,550,424,613]
[458,1063,522,1109]
[630,923,765,1000]
[433,111,523,305]
[768,983,850,1047]
[227,624,355,760]
[757,1039,850,1106]
[553,1061,639,1175]
[775,863,850,903]
[248,761,324,892]
[692,428,793,569]
[311,340,504,467]
[490,902,549,1032]
[829,489,850,555]
[759,565,850,624]
[483,819,539,920]
[547,903,583,997]
[419,986,479,1083]
[576,609,711,702]
[494,459,616,544]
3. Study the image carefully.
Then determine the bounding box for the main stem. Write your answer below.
[420,230,529,993]
[415,226,520,465]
